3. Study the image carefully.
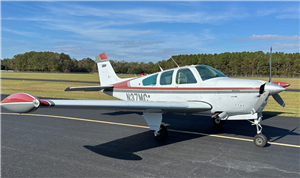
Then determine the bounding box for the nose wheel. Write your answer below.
[250,116,268,147]
[254,134,267,147]
[154,124,168,141]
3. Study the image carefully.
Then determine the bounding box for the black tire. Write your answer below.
[154,124,168,141]
[212,117,225,127]
[253,134,267,147]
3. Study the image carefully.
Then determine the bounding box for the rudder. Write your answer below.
[95,52,122,86]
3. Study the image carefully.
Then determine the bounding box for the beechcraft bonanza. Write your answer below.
[1,47,290,147]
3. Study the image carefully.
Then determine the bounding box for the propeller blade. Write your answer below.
[272,93,285,107]
[252,91,270,114]
[269,46,272,83]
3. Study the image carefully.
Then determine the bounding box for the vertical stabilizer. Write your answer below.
[95,53,122,86]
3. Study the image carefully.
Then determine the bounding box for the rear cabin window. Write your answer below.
[160,70,173,85]
[176,68,197,84]
[142,74,158,86]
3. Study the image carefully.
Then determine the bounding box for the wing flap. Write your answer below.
[64,85,113,92]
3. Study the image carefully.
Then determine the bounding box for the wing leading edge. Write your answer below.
[0,93,211,113]
[42,99,212,113]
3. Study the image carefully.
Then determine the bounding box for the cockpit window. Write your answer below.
[176,68,197,84]
[142,74,158,86]
[160,70,173,85]
[196,65,227,81]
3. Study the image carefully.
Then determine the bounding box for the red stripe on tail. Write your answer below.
[99,52,108,60]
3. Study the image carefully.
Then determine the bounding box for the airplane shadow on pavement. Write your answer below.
[84,113,299,160]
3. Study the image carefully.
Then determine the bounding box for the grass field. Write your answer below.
[1,72,136,81]
[1,71,299,117]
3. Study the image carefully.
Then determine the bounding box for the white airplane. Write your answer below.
[1,48,290,147]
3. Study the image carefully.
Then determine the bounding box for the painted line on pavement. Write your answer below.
[2,112,300,148]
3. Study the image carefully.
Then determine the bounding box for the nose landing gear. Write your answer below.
[249,116,268,147]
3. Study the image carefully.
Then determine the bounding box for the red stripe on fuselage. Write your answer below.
[112,80,259,91]
[115,87,259,91]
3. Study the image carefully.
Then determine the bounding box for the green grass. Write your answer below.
[1,71,136,81]
[1,72,299,117]
[263,91,299,117]
[1,80,117,100]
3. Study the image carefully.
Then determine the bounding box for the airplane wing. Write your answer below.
[0,93,212,113]
[64,85,113,91]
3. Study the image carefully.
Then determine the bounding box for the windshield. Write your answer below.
[195,65,227,81]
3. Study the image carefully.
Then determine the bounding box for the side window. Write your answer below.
[160,70,173,85]
[142,74,158,86]
[176,68,197,84]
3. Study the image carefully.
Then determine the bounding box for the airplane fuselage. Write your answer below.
[104,65,266,116]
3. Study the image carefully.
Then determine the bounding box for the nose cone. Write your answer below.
[265,83,286,95]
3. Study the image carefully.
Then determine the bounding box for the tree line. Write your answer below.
[1,51,299,77]
[1,51,97,73]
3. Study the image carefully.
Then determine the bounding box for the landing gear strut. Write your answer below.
[154,124,168,141]
[250,116,268,147]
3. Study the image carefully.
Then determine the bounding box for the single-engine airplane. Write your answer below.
[1,47,290,147]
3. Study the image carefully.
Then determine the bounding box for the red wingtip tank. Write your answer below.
[272,82,290,88]
[0,93,49,113]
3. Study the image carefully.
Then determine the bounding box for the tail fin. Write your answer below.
[95,53,122,86]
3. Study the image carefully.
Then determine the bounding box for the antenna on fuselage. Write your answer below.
[158,63,164,71]
[170,56,180,68]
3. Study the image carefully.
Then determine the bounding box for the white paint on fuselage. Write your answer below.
[104,65,267,115]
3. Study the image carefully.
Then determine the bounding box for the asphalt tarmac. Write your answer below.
[1,95,300,177]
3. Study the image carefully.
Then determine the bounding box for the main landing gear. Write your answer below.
[250,117,268,147]
[154,124,168,141]
[212,116,225,128]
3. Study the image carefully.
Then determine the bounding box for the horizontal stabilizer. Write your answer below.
[64,85,113,92]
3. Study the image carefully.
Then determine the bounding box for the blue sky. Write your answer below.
[1,1,299,62]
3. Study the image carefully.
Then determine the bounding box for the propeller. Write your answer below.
[267,47,286,107]
[272,93,285,107]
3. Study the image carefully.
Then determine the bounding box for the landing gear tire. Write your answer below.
[154,124,168,141]
[254,134,267,147]
[212,117,225,128]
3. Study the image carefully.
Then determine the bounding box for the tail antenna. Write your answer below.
[170,56,180,68]
[269,46,272,83]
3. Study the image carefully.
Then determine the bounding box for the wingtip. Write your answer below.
[64,86,71,91]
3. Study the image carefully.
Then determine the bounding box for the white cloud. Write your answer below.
[235,35,300,41]
[2,28,38,37]
[2,17,54,22]
[43,2,248,25]
[276,6,300,19]
[255,5,299,19]
[273,42,300,50]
